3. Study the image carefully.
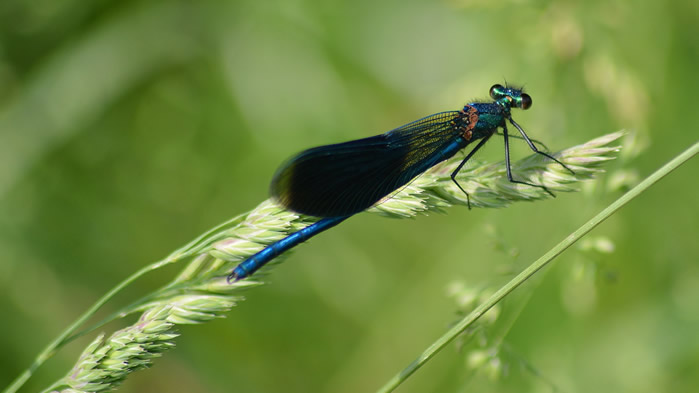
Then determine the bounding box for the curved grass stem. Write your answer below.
[3,132,628,393]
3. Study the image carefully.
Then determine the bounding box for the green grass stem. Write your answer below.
[376,140,698,393]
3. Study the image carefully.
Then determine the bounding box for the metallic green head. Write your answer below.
[489,84,532,111]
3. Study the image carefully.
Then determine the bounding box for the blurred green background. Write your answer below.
[1,0,697,392]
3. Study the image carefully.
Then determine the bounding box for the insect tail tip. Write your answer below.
[227,272,241,284]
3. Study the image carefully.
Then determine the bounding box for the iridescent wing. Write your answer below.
[270,111,467,217]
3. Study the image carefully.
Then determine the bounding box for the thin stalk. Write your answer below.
[1,215,238,393]
[376,141,698,393]
[2,259,168,393]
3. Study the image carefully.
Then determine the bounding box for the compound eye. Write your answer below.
[520,93,532,110]
[489,84,505,99]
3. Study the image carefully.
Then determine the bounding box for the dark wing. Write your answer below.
[270,111,467,217]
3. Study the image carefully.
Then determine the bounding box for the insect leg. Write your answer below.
[450,134,492,209]
[508,118,575,175]
[502,123,556,197]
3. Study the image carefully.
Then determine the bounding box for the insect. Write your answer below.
[228,84,572,281]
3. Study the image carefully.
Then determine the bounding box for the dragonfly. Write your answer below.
[228,84,572,281]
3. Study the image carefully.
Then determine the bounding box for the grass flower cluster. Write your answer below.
[7,132,625,393]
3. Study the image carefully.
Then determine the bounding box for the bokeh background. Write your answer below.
[1,0,697,392]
